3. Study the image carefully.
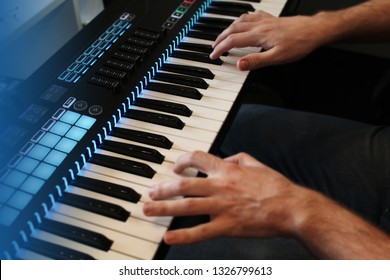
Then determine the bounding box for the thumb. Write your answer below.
[237,50,277,71]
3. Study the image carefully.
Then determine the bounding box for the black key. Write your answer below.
[162,63,215,79]
[23,237,95,260]
[179,42,213,53]
[120,44,149,57]
[124,109,185,130]
[96,67,127,82]
[72,175,142,203]
[171,50,223,65]
[89,153,156,179]
[133,97,192,117]
[110,127,173,149]
[192,23,228,34]
[154,72,209,89]
[59,192,130,221]
[89,75,121,93]
[211,1,255,12]
[198,16,234,27]
[38,219,113,251]
[105,59,135,73]
[187,30,219,41]
[206,6,248,17]
[112,51,141,64]
[146,82,203,100]
[100,139,165,164]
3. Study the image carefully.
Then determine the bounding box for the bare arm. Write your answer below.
[143,151,390,259]
[210,0,390,70]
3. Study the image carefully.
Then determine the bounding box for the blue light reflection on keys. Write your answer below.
[0,109,96,226]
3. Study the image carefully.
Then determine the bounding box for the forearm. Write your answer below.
[311,0,390,45]
[289,187,390,259]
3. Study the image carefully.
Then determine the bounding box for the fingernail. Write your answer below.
[148,187,156,199]
[238,60,249,71]
[143,202,152,215]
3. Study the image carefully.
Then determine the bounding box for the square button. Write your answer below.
[7,191,33,210]
[32,162,56,180]
[66,127,87,141]
[0,206,20,227]
[50,121,72,136]
[28,144,51,161]
[60,111,81,125]
[44,150,67,166]
[2,170,28,188]
[75,115,96,130]
[39,133,61,148]
[20,176,45,195]
[55,138,77,154]
[0,184,15,203]
[15,157,40,174]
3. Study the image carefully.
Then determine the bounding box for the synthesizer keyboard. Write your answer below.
[0,0,287,259]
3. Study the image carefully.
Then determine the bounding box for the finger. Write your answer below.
[224,152,264,168]
[143,196,217,217]
[237,49,279,70]
[148,178,217,200]
[162,219,231,245]
[210,31,259,60]
[212,21,255,50]
[173,151,223,175]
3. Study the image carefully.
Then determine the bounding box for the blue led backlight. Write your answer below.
[60,111,81,125]
[0,184,15,203]
[2,170,28,188]
[15,157,39,174]
[55,138,77,154]
[20,176,45,195]
[66,127,87,141]
[28,144,51,161]
[32,162,56,180]
[0,206,20,227]
[7,191,33,210]
[39,133,61,148]
[50,121,72,136]
[44,150,67,166]
[75,115,96,130]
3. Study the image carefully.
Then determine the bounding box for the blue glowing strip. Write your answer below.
[68,168,75,180]
[75,161,81,173]
[12,241,20,252]
[56,185,63,197]
[34,212,42,224]
[28,221,34,232]
[20,230,28,243]
[41,202,49,215]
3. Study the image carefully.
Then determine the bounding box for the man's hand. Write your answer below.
[210,11,327,71]
[143,151,303,245]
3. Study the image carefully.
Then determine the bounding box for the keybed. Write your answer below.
[6,0,287,260]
